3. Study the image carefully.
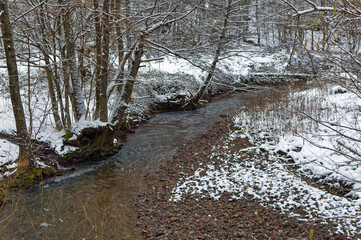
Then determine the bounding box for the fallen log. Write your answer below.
[250,72,317,81]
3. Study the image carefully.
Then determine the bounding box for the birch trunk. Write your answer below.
[63,10,86,121]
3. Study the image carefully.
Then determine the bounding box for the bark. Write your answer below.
[52,49,66,129]
[115,0,124,67]
[255,0,261,44]
[93,0,102,120]
[99,0,110,122]
[0,0,30,166]
[59,36,72,129]
[57,0,72,129]
[43,54,63,131]
[106,0,125,99]
[69,46,86,121]
[63,9,86,121]
[78,37,86,91]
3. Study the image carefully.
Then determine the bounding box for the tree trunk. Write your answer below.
[93,0,102,120]
[115,0,124,67]
[52,48,67,129]
[63,9,86,121]
[242,0,249,42]
[0,0,31,167]
[99,0,110,122]
[43,54,63,131]
[36,8,63,130]
[56,8,71,129]
[256,0,261,44]
[111,41,144,134]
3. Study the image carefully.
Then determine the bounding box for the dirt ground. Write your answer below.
[135,118,350,240]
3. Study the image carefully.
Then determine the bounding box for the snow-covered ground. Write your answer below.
[233,84,361,198]
[169,83,361,237]
[141,45,289,83]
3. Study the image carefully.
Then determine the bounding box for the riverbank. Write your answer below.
[135,117,352,239]
[135,81,361,239]
[1,82,360,239]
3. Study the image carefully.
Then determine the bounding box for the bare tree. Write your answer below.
[190,0,233,106]
[0,0,31,167]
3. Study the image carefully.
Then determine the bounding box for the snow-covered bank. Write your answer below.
[170,133,361,236]
[169,83,361,237]
[234,84,361,198]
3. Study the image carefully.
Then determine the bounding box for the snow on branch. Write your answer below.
[282,0,335,17]
[142,1,203,36]
[14,1,45,22]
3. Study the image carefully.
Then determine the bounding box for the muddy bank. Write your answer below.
[135,118,350,239]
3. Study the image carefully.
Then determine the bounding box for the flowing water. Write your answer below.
[0,83,310,239]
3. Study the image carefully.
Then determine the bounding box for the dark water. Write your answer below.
[0,83,308,239]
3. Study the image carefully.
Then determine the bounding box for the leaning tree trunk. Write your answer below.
[111,41,144,135]
[0,0,31,167]
[190,0,232,106]
[43,54,63,131]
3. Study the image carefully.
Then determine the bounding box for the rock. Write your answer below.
[155,230,164,236]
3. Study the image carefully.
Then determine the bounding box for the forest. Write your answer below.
[0,0,361,239]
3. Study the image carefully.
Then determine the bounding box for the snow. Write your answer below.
[143,56,205,83]
[230,84,361,198]
[2,43,360,236]
[70,119,109,136]
[268,87,361,198]
[170,129,361,236]
[0,89,19,176]
[36,127,76,156]
[0,139,18,165]
[170,84,361,237]
[141,46,290,83]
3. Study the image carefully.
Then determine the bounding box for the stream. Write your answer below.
[0,83,308,239]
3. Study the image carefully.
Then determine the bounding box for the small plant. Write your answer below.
[64,129,75,142]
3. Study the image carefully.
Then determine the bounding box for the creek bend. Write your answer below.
[0,83,308,239]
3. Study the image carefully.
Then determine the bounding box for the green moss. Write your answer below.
[114,141,122,152]
[64,129,78,145]
[9,167,57,189]
[0,167,58,207]
[64,129,73,141]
